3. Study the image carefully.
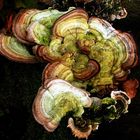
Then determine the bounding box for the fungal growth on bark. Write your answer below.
[0,2,139,139]
[0,34,37,63]
[32,79,92,132]
[33,79,132,139]
[33,9,138,94]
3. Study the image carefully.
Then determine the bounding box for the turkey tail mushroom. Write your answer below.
[0,34,37,63]
[32,79,92,132]
[42,61,74,84]
[12,8,68,45]
[52,8,89,37]
[12,9,39,44]
[73,59,100,81]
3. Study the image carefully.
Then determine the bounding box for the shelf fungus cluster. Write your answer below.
[0,8,139,139]
[33,79,132,139]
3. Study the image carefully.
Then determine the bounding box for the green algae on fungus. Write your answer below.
[0,34,37,63]
[42,61,74,83]
[12,8,70,45]
[34,9,138,94]
[34,9,89,61]
[32,78,134,139]
[32,79,92,132]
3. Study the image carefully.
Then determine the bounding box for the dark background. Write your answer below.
[0,0,140,140]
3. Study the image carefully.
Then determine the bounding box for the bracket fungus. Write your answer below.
[32,79,92,132]
[33,78,133,139]
[12,8,69,45]
[0,6,139,139]
[0,34,37,63]
[33,8,138,94]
